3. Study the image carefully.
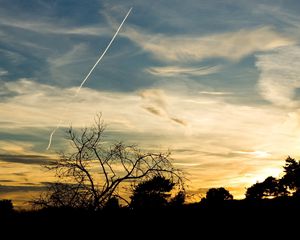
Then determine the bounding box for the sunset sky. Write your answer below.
[1,0,300,207]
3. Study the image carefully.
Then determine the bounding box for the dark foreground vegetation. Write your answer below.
[1,198,300,235]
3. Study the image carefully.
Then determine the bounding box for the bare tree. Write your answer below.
[34,114,184,210]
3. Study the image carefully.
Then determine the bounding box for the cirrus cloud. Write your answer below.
[124,26,294,62]
[146,65,221,77]
[256,45,300,107]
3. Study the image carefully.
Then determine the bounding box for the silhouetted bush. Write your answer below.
[130,176,175,210]
[0,199,14,215]
[201,187,233,206]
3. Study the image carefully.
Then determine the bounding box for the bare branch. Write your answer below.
[34,114,184,210]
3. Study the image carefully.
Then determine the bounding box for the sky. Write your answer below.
[1,0,300,207]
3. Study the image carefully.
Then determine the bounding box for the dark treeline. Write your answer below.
[2,157,300,231]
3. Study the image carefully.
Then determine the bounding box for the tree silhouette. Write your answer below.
[280,156,300,197]
[34,182,94,209]
[170,191,186,207]
[103,196,120,210]
[130,176,177,210]
[202,187,233,204]
[34,114,184,210]
[0,199,14,215]
[245,182,265,200]
[245,176,287,200]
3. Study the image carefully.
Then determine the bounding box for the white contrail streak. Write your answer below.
[46,120,62,150]
[46,8,132,150]
[76,7,132,94]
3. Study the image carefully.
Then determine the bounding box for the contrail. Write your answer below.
[46,7,133,150]
[46,120,62,150]
[76,7,132,94]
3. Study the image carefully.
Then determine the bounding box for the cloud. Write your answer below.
[173,162,201,167]
[199,91,232,96]
[0,83,18,100]
[139,89,187,126]
[0,185,46,193]
[232,150,271,158]
[253,4,300,33]
[124,26,294,62]
[0,154,54,165]
[143,106,163,116]
[146,65,220,77]
[0,179,14,183]
[0,140,37,155]
[0,49,25,64]
[0,15,109,36]
[0,79,297,156]
[48,44,89,67]
[139,89,167,109]
[0,69,8,76]
[170,118,187,126]
[256,45,300,107]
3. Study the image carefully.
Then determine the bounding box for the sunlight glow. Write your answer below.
[233,150,271,158]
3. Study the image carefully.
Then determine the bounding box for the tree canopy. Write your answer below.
[245,176,287,200]
[130,176,176,209]
[202,187,233,204]
[245,157,300,200]
[281,156,300,196]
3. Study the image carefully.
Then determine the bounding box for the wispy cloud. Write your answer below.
[0,179,14,183]
[232,150,271,158]
[124,26,294,62]
[0,68,8,76]
[139,89,187,126]
[139,89,167,109]
[0,16,109,36]
[1,79,299,158]
[143,106,164,116]
[170,117,187,126]
[199,91,232,96]
[256,45,300,107]
[0,49,25,64]
[0,154,54,165]
[48,44,90,67]
[146,65,220,77]
[0,185,46,193]
[253,4,300,33]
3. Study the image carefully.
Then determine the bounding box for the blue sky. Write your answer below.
[1,0,300,206]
